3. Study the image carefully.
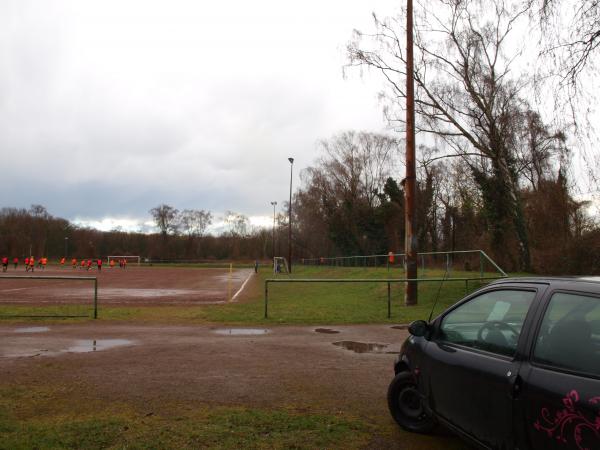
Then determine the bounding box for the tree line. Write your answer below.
[0,205,272,262]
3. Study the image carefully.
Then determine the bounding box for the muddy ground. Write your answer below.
[0,322,463,448]
[0,267,253,305]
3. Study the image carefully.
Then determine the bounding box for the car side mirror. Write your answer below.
[408,320,430,338]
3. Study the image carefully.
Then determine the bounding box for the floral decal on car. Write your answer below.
[534,390,600,449]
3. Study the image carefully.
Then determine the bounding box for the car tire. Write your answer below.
[387,371,435,433]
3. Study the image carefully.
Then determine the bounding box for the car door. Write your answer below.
[516,290,600,450]
[423,286,541,449]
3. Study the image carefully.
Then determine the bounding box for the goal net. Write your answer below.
[273,257,289,275]
[107,256,141,266]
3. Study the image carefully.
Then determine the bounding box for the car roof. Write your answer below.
[487,276,600,293]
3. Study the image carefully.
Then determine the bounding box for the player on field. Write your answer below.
[2,257,8,272]
[13,257,18,269]
[29,257,35,272]
[41,257,47,270]
[25,257,29,271]
[87,259,92,271]
[109,259,115,269]
[80,260,86,270]
[97,258,102,271]
[60,257,65,266]
[71,258,77,269]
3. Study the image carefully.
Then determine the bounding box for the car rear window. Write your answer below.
[533,292,600,376]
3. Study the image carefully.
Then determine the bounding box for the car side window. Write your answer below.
[533,292,600,376]
[438,289,536,357]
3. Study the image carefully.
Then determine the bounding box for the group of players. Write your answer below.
[1,256,129,272]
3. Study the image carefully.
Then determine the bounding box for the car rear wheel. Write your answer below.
[387,371,435,433]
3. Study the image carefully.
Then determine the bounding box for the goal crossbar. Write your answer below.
[107,256,141,266]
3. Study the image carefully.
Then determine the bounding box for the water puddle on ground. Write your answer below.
[14,327,50,333]
[314,328,340,334]
[65,339,133,353]
[333,341,390,354]
[213,328,270,336]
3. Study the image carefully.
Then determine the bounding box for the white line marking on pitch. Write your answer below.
[230,271,253,302]
[0,288,31,293]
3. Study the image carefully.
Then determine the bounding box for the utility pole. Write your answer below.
[288,157,294,273]
[270,201,277,260]
[405,0,418,306]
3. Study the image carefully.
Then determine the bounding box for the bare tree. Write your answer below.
[536,0,600,84]
[295,131,400,255]
[224,211,249,237]
[149,204,179,237]
[347,0,553,270]
[178,209,212,238]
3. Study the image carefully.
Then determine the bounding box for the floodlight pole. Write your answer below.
[64,237,69,258]
[270,201,277,260]
[405,0,418,306]
[288,157,294,274]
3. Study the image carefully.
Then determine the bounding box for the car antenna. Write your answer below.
[428,265,450,323]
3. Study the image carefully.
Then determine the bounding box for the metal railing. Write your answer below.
[263,276,506,319]
[0,275,98,319]
[300,249,507,278]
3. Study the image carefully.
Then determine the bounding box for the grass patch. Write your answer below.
[0,385,372,450]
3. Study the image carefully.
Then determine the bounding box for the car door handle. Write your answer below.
[508,373,522,399]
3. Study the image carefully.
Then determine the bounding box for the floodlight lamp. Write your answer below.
[288,157,294,164]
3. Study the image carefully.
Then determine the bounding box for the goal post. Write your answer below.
[273,257,289,275]
[107,256,141,266]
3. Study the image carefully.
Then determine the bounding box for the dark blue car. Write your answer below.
[388,277,600,449]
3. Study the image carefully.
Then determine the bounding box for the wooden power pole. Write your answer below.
[405,0,418,306]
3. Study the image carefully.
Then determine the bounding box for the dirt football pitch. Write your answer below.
[0,266,253,305]
[0,266,463,449]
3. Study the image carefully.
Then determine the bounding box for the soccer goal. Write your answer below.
[107,256,141,266]
[273,257,289,275]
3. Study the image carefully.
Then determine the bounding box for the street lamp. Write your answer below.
[270,201,277,261]
[288,157,294,273]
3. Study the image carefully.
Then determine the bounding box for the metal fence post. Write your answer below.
[387,282,391,319]
[94,278,98,319]
[479,251,484,279]
[264,281,269,319]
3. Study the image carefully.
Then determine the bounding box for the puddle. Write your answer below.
[314,328,340,334]
[213,328,270,336]
[391,325,408,330]
[333,341,389,354]
[14,327,50,333]
[65,339,133,353]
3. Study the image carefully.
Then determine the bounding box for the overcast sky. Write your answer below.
[0,0,401,232]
